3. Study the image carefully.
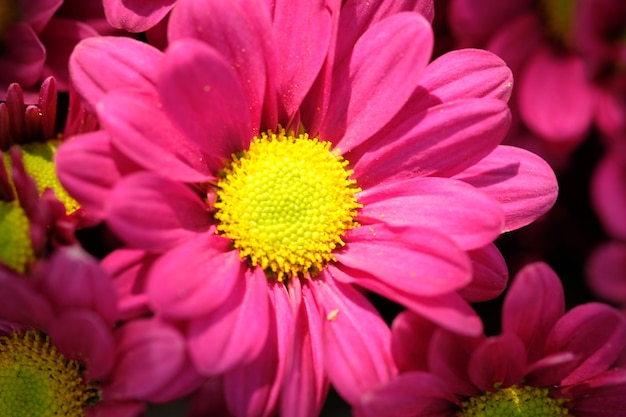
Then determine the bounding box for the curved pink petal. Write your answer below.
[159,39,253,162]
[591,154,626,241]
[97,89,215,182]
[169,0,274,132]
[502,262,565,363]
[336,223,472,296]
[357,177,505,250]
[487,13,544,76]
[19,0,63,31]
[106,172,211,252]
[453,145,558,232]
[351,98,511,187]
[147,234,243,320]
[311,277,396,405]
[562,368,626,416]
[187,268,270,375]
[353,371,457,417]
[0,272,54,330]
[49,310,115,380]
[518,46,595,144]
[323,13,433,148]
[586,241,626,305]
[0,23,45,89]
[103,0,175,32]
[390,310,438,372]
[70,36,162,111]
[457,244,508,302]
[468,334,526,391]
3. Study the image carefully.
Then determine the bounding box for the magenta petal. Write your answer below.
[148,235,243,320]
[586,241,626,305]
[468,334,526,391]
[591,154,626,241]
[103,0,175,32]
[352,98,510,186]
[336,223,472,296]
[358,177,505,250]
[49,311,115,380]
[458,244,508,302]
[98,90,214,182]
[546,302,626,386]
[70,37,162,112]
[0,23,45,88]
[159,39,252,160]
[187,268,270,375]
[502,262,565,363]
[354,371,457,417]
[562,369,626,416]
[391,310,438,372]
[324,13,433,148]
[453,145,558,232]
[311,278,396,405]
[19,0,62,31]
[518,46,595,143]
[106,173,211,252]
[487,13,543,76]
[0,273,53,330]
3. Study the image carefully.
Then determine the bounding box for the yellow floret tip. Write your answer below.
[214,128,361,281]
[0,201,35,273]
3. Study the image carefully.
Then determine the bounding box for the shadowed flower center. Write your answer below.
[0,201,35,273]
[539,0,577,47]
[460,385,569,417]
[0,331,101,417]
[3,141,80,214]
[214,128,361,281]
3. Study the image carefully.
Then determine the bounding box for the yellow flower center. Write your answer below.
[459,385,569,417]
[539,0,577,47]
[0,330,101,417]
[0,200,35,273]
[214,129,361,281]
[3,140,80,215]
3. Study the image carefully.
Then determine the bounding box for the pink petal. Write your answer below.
[49,310,115,380]
[187,268,270,375]
[390,310,438,372]
[562,368,626,416]
[147,235,243,320]
[351,98,511,187]
[591,154,626,241]
[106,173,211,252]
[0,271,54,330]
[357,177,505,250]
[468,334,526,391]
[586,241,626,305]
[98,89,215,182]
[19,0,63,31]
[323,13,433,149]
[518,46,595,144]
[336,223,472,296]
[102,0,175,32]
[168,0,274,132]
[158,39,252,161]
[0,23,45,89]
[457,244,508,302]
[502,262,565,363]
[70,36,162,112]
[311,277,396,405]
[453,145,558,232]
[354,371,457,417]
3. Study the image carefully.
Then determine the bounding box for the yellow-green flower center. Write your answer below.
[539,0,577,47]
[0,200,35,273]
[214,129,361,281]
[3,140,80,215]
[0,330,101,417]
[459,385,569,417]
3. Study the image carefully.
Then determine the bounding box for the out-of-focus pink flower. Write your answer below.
[0,0,111,102]
[587,241,626,309]
[102,0,175,34]
[355,261,626,417]
[58,0,557,414]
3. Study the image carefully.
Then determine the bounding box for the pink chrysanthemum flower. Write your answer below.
[58,0,557,414]
[355,261,626,417]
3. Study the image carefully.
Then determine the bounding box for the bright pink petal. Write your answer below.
[106,173,211,252]
[168,0,274,132]
[70,37,162,111]
[323,13,433,148]
[351,98,510,186]
[591,154,626,241]
[187,268,270,375]
[147,235,243,320]
[97,89,215,182]
[453,145,558,232]
[336,223,472,296]
[468,334,526,391]
[103,0,175,32]
[457,244,508,302]
[158,39,252,161]
[518,46,595,144]
[357,177,505,250]
[390,310,438,372]
[502,262,565,363]
[586,241,626,305]
[311,277,396,405]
